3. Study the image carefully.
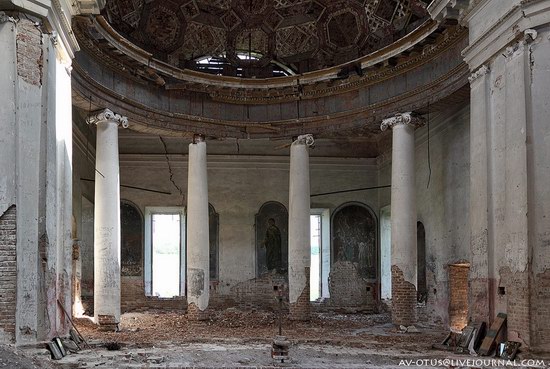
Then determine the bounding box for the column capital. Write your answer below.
[86,108,128,128]
[192,134,205,144]
[380,112,425,132]
[0,11,16,23]
[468,65,490,83]
[293,134,315,147]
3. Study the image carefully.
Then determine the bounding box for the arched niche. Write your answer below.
[209,203,219,281]
[120,201,144,276]
[255,201,288,277]
[331,202,377,280]
[417,221,427,302]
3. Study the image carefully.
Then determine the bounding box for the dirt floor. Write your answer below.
[3,310,546,368]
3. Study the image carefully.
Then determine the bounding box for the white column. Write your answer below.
[381,112,424,326]
[87,109,128,328]
[468,65,492,324]
[288,134,314,320]
[186,134,210,320]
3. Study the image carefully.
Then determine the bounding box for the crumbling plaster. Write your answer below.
[0,13,73,344]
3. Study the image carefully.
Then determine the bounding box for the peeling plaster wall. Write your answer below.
[467,26,550,348]
[0,13,74,343]
[529,25,550,350]
[378,106,471,326]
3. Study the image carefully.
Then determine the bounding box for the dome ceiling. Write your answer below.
[103,0,430,76]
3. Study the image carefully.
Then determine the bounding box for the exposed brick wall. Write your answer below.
[391,265,416,326]
[82,277,187,315]
[289,267,310,321]
[0,206,17,342]
[327,261,375,313]
[469,277,491,324]
[121,277,186,312]
[229,273,288,311]
[16,18,43,86]
[448,264,469,330]
[532,269,550,348]
[187,303,209,321]
[500,267,530,345]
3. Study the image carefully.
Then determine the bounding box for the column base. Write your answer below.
[289,288,311,321]
[187,303,209,321]
[96,315,119,332]
[391,265,417,326]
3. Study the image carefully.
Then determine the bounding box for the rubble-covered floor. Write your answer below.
[5,310,544,368]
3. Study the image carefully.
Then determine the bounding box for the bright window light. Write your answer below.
[310,214,322,301]
[152,214,181,298]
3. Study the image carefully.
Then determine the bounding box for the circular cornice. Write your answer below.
[72,5,469,139]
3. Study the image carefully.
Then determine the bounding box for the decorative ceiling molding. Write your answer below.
[73,14,464,104]
[100,0,431,74]
[72,56,469,139]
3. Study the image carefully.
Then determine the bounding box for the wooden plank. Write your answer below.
[456,325,476,353]
[478,313,507,356]
[472,321,487,351]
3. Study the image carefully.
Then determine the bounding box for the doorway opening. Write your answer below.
[417,221,427,302]
[310,209,330,301]
[310,214,322,301]
[380,206,392,300]
[144,207,185,297]
[152,214,181,298]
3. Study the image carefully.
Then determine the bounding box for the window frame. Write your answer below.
[311,208,331,300]
[144,206,186,297]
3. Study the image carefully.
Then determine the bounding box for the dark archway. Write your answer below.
[417,221,427,302]
[120,201,143,276]
[329,202,378,309]
[255,201,288,276]
[331,202,377,280]
[209,203,219,281]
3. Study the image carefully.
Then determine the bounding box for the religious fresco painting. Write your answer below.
[255,202,288,276]
[331,203,377,279]
[120,201,143,276]
[209,203,219,281]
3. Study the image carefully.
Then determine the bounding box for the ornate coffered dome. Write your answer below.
[102,0,430,76]
[72,0,469,139]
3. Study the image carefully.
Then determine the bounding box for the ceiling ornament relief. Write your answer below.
[102,0,430,74]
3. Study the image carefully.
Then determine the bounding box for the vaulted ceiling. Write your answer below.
[102,0,430,75]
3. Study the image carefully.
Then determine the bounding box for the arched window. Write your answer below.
[255,201,288,276]
[120,201,144,276]
[331,202,377,280]
[209,204,219,281]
